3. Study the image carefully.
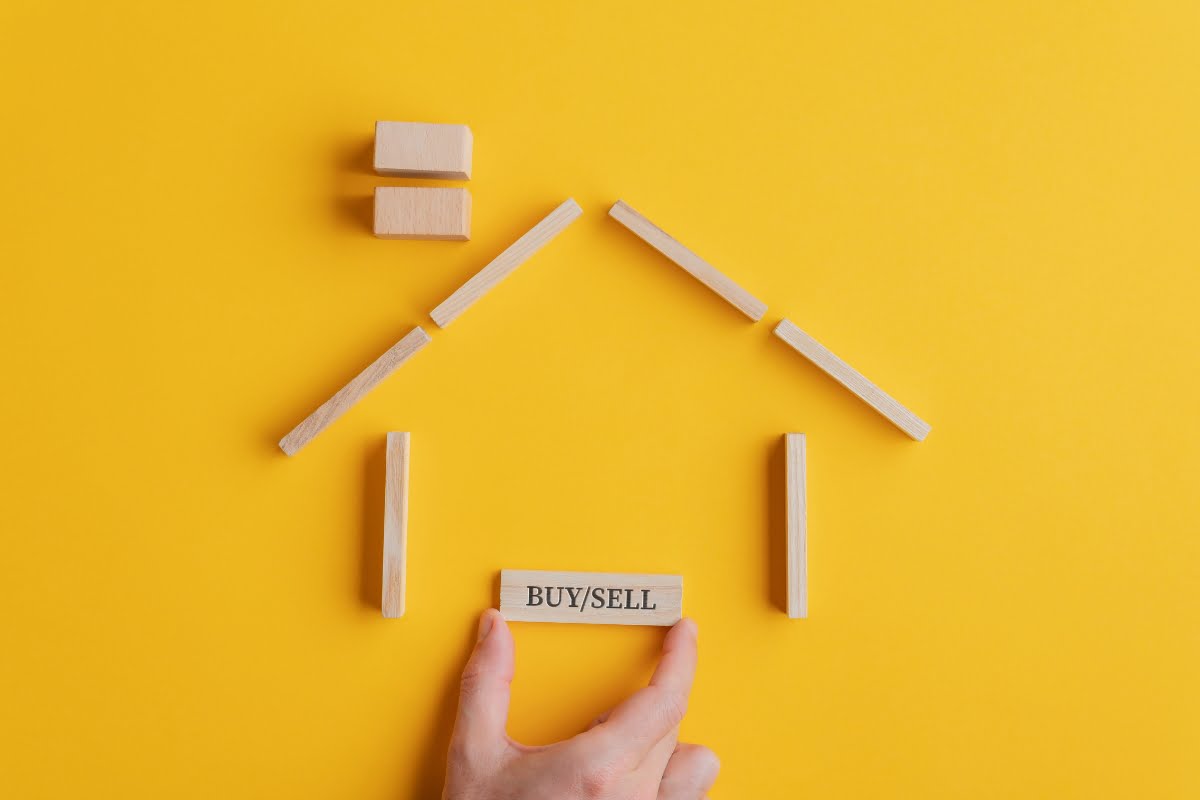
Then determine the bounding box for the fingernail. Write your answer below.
[477,610,495,643]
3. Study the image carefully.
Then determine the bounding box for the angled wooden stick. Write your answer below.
[608,200,767,322]
[382,432,410,619]
[430,199,583,328]
[774,319,931,441]
[785,433,807,619]
[278,327,431,456]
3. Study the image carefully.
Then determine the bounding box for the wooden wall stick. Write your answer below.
[608,200,768,322]
[278,327,431,456]
[374,187,471,241]
[785,433,807,619]
[500,569,683,626]
[382,432,410,619]
[374,121,473,180]
[429,199,583,328]
[773,319,932,441]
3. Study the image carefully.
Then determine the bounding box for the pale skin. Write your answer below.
[443,610,719,800]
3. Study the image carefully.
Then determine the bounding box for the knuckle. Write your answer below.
[458,664,489,698]
[447,734,473,764]
[659,691,688,727]
[576,757,620,798]
[447,735,485,775]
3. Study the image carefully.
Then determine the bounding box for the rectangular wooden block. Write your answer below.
[500,570,683,626]
[374,187,471,241]
[773,318,932,441]
[374,121,472,180]
[608,199,768,322]
[429,198,582,328]
[785,433,807,619]
[382,432,410,619]
[278,326,431,456]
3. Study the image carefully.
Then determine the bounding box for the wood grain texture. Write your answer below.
[785,433,807,619]
[773,318,932,441]
[278,327,431,456]
[429,198,582,328]
[382,432,410,619]
[500,569,682,626]
[374,187,471,241]
[608,199,768,322]
[373,121,472,180]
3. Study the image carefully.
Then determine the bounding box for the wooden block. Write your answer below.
[374,187,471,241]
[374,121,472,180]
[500,570,683,626]
[773,318,932,441]
[278,327,431,456]
[429,199,582,328]
[785,433,807,619]
[608,200,767,322]
[382,432,410,619]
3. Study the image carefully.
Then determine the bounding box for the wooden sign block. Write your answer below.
[773,318,932,441]
[429,198,582,328]
[374,187,471,241]
[382,432,410,619]
[785,433,807,619]
[278,326,431,456]
[500,570,683,626]
[374,121,472,180]
[608,199,768,322]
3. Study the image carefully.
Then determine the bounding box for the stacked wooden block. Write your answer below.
[373,121,473,241]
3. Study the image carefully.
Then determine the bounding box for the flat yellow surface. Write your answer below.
[2,2,1198,797]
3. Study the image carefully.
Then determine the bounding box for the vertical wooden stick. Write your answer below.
[786,433,807,619]
[382,432,410,619]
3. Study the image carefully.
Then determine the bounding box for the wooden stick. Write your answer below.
[278,327,431,456]
[500,569,682,626]
[429,199,583,328]
[608,200,767,322]
[785,433,807,619]
[382,432,410,619]
[773,319,931,441]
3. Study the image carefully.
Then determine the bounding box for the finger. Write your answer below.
[657,743,719,800]
[450,609,515,757]
[636,724,679,781]
[585,709,611,731]
[592,618,698,757]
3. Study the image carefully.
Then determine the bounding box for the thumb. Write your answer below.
[451,609,515,757]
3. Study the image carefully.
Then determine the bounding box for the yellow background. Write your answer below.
[2,1,1198,797]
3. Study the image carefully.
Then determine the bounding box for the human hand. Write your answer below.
[442,610,719,800]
